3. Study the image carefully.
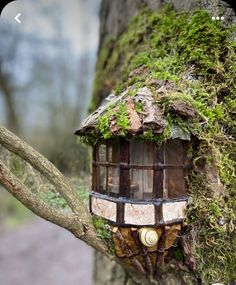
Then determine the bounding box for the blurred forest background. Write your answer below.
[0,0,100,226]
[0,1,100,284]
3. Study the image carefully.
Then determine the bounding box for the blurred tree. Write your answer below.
[0,71,19,133]
[0,26,20,133]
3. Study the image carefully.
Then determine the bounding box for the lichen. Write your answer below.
[91,4,236,284]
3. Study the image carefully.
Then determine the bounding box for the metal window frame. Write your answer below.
[92,139,191,199]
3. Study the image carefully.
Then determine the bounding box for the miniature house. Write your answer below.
[75,87,192,227]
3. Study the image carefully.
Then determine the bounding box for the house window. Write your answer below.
[92,139,189,200]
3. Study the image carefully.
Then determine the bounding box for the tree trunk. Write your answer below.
[93,0,235,284]
[0,74,20,134]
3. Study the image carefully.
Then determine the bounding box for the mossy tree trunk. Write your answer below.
[93,1,235,284]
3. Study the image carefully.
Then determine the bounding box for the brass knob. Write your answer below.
[139,228,159,247]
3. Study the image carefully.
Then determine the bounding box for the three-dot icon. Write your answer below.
[212,16,224,20]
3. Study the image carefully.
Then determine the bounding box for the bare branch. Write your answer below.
[0,125,86,217]
[0,125,110,255]
[0,158,109,255]
[0,159,76,230]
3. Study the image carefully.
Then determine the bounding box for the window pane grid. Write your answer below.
[93,139,188,200]
[93,162,188,169]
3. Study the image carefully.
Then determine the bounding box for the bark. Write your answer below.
[94,252,189,285]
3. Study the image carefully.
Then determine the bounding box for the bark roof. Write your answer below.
[75,84,196,139]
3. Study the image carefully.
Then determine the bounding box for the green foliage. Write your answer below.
[93,5,236,283]
[38,177,90,209]
[75,178,90,202]
[38,188,68,209]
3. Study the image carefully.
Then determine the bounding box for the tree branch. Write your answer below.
[0,125,85,216]
[0,159,76,231]
[0,125,109,255]
[0,156,109,255]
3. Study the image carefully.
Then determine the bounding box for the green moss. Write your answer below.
[187,172,236,283]
[98,110,112,139]
[92,5,236,283]
[98,102,131,139]
[92,216,114,252]
[135,101,144,113]
[115,102,131,134]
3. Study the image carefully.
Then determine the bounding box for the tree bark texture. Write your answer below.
[93,0,236,284]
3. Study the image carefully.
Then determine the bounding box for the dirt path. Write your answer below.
[0,218,94,285]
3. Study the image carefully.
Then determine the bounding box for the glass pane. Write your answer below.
[130,169,153,200]
[108,167,119,196]
[164,169,185,198]
[130,140,154,200]
[130,140,153,165]
[99,166,107,193]
[164,139,183,165]
[108,140,120,163]
[164,139,185,198]
[99,144,106,162]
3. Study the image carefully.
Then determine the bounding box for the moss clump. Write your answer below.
[98,102,131,139]
[92,215,114,253]
[134,101,144,113]
[92,216,111,239]
[93,5,236,284]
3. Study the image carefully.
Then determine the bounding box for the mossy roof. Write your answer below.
[75,80,196,141]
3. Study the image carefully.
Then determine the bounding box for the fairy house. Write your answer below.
[75,84,195,274]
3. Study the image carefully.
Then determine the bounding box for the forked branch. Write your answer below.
[0,125,87,216]
[0,160,76,230]
[0,125,109,255]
